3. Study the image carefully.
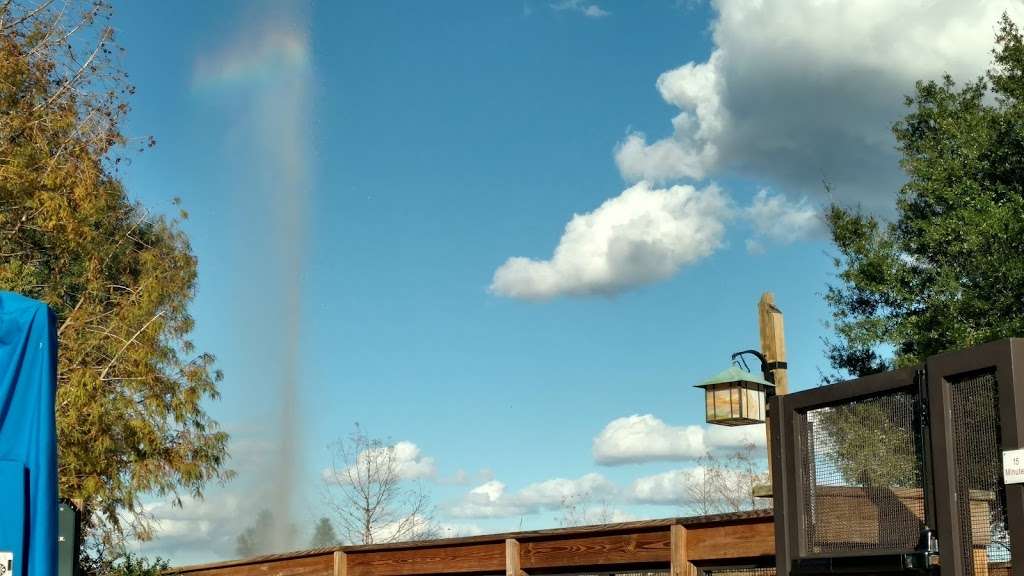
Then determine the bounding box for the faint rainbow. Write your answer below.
[192,27,309,90]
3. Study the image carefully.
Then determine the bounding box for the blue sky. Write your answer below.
[109,0,1020,565]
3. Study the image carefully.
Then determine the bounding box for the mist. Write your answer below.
[192,3,313,555]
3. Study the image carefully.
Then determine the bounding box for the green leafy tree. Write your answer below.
[310,517,340,548]
[236,509,274,558]
[236,509,299,557]
[0,0,230,555]
[825,14,1024,377]
[85,553,169,576]
[814,401,920,487]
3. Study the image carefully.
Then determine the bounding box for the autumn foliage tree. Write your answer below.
[0,0,230,557]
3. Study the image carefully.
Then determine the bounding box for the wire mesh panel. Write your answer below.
[701,567,775,576]
[555,571,669,576]
[950,370,1012,576]
[800,391,926,555]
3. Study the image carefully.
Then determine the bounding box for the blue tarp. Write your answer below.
[0,292,57,576]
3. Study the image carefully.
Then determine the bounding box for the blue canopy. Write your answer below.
[0,292,57,576]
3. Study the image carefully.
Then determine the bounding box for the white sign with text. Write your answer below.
[1003,448,1024,484]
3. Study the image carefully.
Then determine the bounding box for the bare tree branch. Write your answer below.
[323,425,437,544]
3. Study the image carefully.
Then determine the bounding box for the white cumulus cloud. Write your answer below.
[490,182,732,299]
[593,414,765,465]
[628,468,707,505]
[447,473,616,519]
[518,473,616,507]
[616,51,725,182]
[704,424,768,452]
[745,190,824,248]
[322,440,437,485]
[616,0,1024,211]
[391,441,438,480]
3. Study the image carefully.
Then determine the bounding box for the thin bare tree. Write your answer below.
[556,491,618,527]
[682,442,770,515]
[716,442,770,513]
[323,425,438,544]
[682,456,721,516]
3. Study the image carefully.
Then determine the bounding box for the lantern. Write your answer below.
[695,365,775,426]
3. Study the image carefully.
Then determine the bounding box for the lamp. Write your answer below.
[695,350,777,426]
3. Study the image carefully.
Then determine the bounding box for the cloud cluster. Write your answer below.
[494,1,1014,300]
[592,414,765,465]
[447,456,768,518]
[448,473,615,518]
[446,415,770,519]
[490,182,732,299]
[133,495,247,565]
[616,0,1023,210]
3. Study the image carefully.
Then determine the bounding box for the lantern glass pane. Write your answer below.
[710,385,736,421]
[745,386,765,422]
[708,386,731,421]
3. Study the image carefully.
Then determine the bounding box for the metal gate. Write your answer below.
[771,339,1024,576]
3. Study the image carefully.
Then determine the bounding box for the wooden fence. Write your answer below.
[165,511,775,576]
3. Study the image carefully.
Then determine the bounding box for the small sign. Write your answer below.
[0,551,12,576]
[1004,448,1024,484]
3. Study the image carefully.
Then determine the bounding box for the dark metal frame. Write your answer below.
[925,339,1024,576]
[772,339,1024,576]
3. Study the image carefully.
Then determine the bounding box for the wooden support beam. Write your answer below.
[506,539,525,576]
[671,525,697,576]
[335,550,348,576]
[758,292,788,394]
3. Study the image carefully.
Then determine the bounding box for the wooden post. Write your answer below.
[758,292,788,395]
[755,292,788,498]
[671,524,697,576]
[334,550,348,576]
[506,538,525,576]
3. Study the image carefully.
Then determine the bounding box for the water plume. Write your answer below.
[194,4,313,554]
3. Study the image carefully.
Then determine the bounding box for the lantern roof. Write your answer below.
[695,365,774,389]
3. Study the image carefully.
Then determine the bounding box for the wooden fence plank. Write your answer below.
[346,543,505,576]
[688,521,776,561]
[173,553,334,576]
[520,531,671,569]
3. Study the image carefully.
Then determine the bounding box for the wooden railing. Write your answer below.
[166,511,775,576]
